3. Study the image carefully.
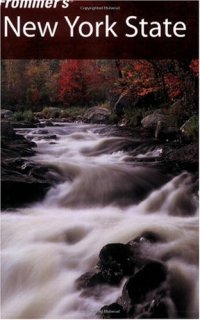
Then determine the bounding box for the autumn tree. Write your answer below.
[59,60,115,106]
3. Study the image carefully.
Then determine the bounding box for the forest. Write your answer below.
[1,59,198,142]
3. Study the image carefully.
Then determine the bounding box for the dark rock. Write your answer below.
[1,121,15,136]
[98,243,135,284]
[1,133,36,159]
[121,261,167,308]
[76,272,106,290]
[98,303,127,319]
[83,107,112,124]
[1,177,51,209]
[1,121,58,209]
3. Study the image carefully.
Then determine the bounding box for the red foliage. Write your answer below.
[122,60,160,96]
[164,73,183,100]
[59,60,104,105]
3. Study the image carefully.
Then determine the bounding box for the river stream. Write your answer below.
[1,123,199,319]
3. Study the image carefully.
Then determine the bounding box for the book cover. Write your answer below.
[1,0,199,319]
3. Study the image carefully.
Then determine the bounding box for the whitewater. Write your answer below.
[1,123,198,319]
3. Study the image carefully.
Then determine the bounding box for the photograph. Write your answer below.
[1,1,199,320]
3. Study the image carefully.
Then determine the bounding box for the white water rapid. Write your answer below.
[1,123,199,319]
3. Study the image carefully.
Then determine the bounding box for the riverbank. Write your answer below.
[1,121,61,209]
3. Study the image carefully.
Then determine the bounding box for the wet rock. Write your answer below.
[76,272,106,290]
[1,177,51,209]
[98,243,135,284]
[83,107,112,124]
[121,261,167,308]
[1,121,58,209]
[1,132,36,159]
[98,303,127,319]
[1,120,15,136]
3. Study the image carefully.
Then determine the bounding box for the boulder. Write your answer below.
[141,111,169,130]
[121,261,167,309]
[98,243,135,284]
[75,271,110,298]
[76,240,172,318]
[141,110,180,140]
[1,176,51,209]
[83,107,112,124]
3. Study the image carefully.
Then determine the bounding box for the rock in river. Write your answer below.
[98,243,136,284]
[1,121,59,209]
[83,107,112,124]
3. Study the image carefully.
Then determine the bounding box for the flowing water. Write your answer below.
[1,123,199,319]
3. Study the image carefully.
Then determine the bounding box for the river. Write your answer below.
[1,123,199,319]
